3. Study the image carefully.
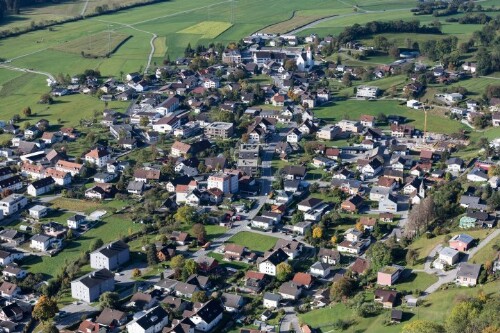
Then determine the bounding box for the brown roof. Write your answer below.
[377,176,396,188]
[375,289,398,303]
[292,272,313,287]
[78,320,99,333]
[171,141,192,153]
[245,271,265,280]
[359,216,377,226]
[171,231,189,242]
[224,243,245,255]
[351,258,369,274]
[86,148,109,159]
[0,282,17,295]
[360,115,375,122]
[134,168,161,180]
[22,162,44,173]
[419,150,433,159]
[56,160,83,171]
[45,168,69,179]
[95,308,126,326]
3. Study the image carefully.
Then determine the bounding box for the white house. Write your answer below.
[310,261,331,278]
[258,249,288,276]
[126,306,169,333]
[434,247,459,270]
[29,205,48,219]
[189,300,224,332]
[286,128,302,143]
[71,269,115,302]
[85,148,112,168]
[356,86,379,99]
[30,234,52,252]
[263,292,281,309]
[67,214,86,229]
[0,194,27,216]
[27,177,55,197]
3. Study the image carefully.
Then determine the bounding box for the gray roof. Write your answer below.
[264,292,281,302]
[456,263,481,279]
[72,269,114,288]
[30,234,51,243]
[92,240,129,258]
[451,233,474,244]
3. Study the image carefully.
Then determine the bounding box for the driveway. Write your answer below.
[280,306,301,333]
[421,228,500,295]
[56,302,99,330]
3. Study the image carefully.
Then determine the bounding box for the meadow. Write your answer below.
[53,31,131,57]
[226,231,278,253]
[313,99,467,135]
[178,21,233,39]
[299,280,500,333]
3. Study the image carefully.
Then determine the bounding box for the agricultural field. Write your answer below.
[226,231,278,253]
[53,31,131,57]
[178,21,233,39]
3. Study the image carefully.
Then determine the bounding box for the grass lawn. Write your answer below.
[49,197,129,214]
[300,280,500,333]
[393,271,438,293]
[470,234,500,265]
[226,231,278,253]
[207,252,250,270]
[313,99,467,135]
[21,213,142,278]
[407,229,495,269]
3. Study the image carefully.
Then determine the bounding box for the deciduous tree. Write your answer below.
[32,295,58,322]
[276,262,293,282]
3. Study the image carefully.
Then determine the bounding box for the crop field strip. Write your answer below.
[52,31,132,57]
[177,21,233,39]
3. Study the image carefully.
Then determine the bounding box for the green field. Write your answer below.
[49,197,129,214]
[53,31,131,57]
[299,280,500,333]
[470,234,500,265]
[394,271,438,293]
[407,229,494,269]
[313,100,467,134]
[0,71,128,127]
[226,231,278,253]
[20,213,142,278]
[178,21,233,39]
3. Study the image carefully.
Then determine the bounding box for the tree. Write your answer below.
[446,301,481,333]
[291,211,304,225]
[329,277,354,302]
[89,238,104,252]
[32,295,58,322]
[389,46,400,58]
[405,196,435,238]
[355,222,363,232]
[174,206,198,225]
[170,254,185,270]
[284,59,297,71]
[405,248,418,266]
[341,72,352,87]
[139,116,149,127]
[146,244,158,266]
[184,259,198,276]
[99,291,120,309]
[366,242,393,273]
[276,262,293,282]
[39,93,53,104]
[22,106,32,117]
[191,223,207,243]
[331,235,338,244]
[132,268,142,278]
[312,226,323,239]
[402,320,445,333]
[192,290,208,303]
[42,323,59,333]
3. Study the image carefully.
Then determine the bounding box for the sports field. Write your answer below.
[178,21,233,39]
[53,31,131,57]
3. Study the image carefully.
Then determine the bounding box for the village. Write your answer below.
[0,22,498,333]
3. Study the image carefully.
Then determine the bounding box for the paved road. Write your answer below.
[280,306,301,333]
[422,228,500,295]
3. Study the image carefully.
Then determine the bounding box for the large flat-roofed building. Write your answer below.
[204,122,234,139]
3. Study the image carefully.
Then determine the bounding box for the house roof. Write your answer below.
[134,168,161,180]
[224,243,245,255]
[193,299,224,323]
[351,258,369,274]
[374,289,398,303]
[359,216,377,226]
[450,233,474,244]
[132,306,168,330]
[72,269,114,288]
[86,147,109,159]
[171,141,192,153]
[221,293,244,309]
[96,308,126,326]
[318,248,340,261]
[279,281,301,296]
[263,248,288,266]
[456,263,481,279]
[292,272,313,287]
[0,282,17,295]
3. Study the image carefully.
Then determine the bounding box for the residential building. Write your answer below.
[85,147,111,168]
[90,240,130,270]
[28,205,48,219]
[449,234,474,252]
[189,300,224,332]
[126,306,169,333]
[30,234,52,252]
[67,214,86,229]
[456,263,481,287]
[263,292,281,309]
[0,194,27,216]
[207,173,238,194]
[204,122,234,139]
[434,247,460,270]
[316,125,341,140]
[258,249,288,276]
[377,265,403,286]
[356,86,379,99]
[71,269,115,302]
[55,160,84,176]
[27,177,55,197]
